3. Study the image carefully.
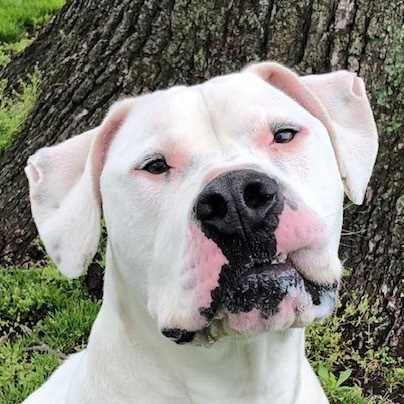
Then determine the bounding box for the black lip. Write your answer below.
[303,278,338,306]
[303,277,321,305]
[161,328,196,344]
[199,261,338,322]
[202,262,301,320]
[242,261,295,279]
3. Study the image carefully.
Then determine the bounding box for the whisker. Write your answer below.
[343,202,355,211]
[340,229,367,237]
[338,242,354,247]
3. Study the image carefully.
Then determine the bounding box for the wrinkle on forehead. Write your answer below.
[198,87,222,145]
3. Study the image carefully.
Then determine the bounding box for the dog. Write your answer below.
[24,61,378,403]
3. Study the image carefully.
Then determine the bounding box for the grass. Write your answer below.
[0,0,65,43]
[0,0,65,69]
[306,295,403,403]
[0,264,100,402]
[0,12,81,400]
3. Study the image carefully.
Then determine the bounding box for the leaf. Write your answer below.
[318,365,329,380]
[336,369,352,387]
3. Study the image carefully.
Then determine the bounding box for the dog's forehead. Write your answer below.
[111,71,317,162]
[156,71,310,125]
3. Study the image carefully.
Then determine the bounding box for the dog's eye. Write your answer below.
[273,129,297,144]
[143,159,171,174]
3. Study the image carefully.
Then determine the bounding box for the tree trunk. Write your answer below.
[0,0,403,380]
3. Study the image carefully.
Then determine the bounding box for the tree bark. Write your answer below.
[0,0,403,384]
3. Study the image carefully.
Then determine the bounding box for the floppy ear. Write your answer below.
[25,98,135,278]
[245,62,378,204]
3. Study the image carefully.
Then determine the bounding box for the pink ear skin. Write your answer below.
[91,98,136,202]
[25,161,42,184]
[245,62,378,205]
[25,98,136,278]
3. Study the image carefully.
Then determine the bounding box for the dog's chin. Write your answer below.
[193,292,337,348]
[162,262,338,347]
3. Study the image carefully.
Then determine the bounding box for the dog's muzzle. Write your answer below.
[161,170,338,345]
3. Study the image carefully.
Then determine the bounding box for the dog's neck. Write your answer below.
[87,247,308,402]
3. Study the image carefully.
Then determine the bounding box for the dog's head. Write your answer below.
[26,62,378,345]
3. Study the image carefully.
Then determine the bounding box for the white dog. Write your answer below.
[24,62,378,403]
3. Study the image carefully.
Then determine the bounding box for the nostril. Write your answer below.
[198,193,228,220]
[244,182,272,209]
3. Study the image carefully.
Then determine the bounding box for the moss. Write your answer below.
[376,26,404,109]
[0,66,42,156]
[0,37,32,69]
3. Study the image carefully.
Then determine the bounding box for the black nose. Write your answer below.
[194,170,283,241]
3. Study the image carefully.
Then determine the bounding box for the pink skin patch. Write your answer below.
[92,100,135,202]
[26,161,41,184]
[166,151,188,172]
[252,126,309,152]
[275,203,326,254]
[186,220,228,310]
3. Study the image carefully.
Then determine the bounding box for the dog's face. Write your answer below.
[101,73,343,344]
[26,62,378,346]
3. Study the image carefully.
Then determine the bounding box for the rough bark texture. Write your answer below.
[0,0,403,390]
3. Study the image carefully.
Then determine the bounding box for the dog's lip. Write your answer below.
[208,256,335,321]
[225,252,291,287]
[241,258,290,280]
[224,255,298,290]
[244,255,334,302]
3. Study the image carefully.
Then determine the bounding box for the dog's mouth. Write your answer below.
[162,253,338,346]
[199,253,337,321]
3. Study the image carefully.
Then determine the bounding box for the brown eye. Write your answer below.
[143,159,171,174]
[273,129,297,144]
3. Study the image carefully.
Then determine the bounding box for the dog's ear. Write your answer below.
[25,98,135,278]
[246,62,378,204]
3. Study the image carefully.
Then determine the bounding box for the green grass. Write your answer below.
[0,264,100,402]
[306,295,403,403]
[0,66,42,156]
[0,0,65,43]
[0,0,65,72]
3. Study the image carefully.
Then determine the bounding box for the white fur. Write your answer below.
[24,62,378,403]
